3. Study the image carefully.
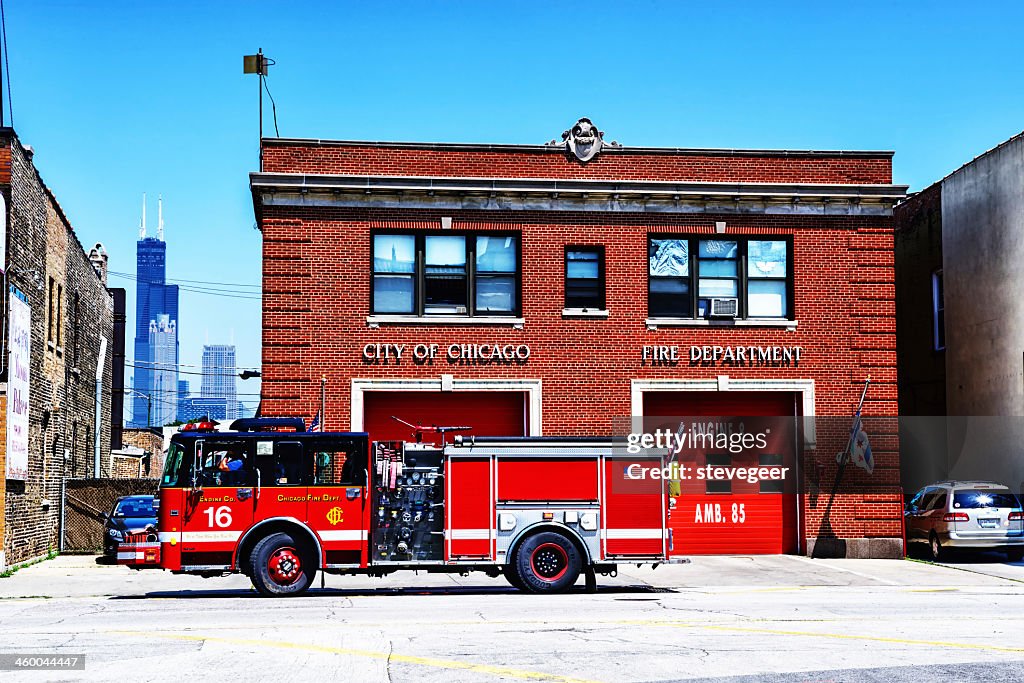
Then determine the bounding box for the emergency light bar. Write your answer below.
[180,421,217,433]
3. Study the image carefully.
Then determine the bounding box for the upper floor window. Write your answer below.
[932,269,945,351]
[372,233,520,317]
[565,246,605,310]
[648,236,792,320]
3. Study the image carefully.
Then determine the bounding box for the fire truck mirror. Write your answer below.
[191,441,204,492]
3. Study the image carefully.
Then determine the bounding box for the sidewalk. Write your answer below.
[3,553,1022,600]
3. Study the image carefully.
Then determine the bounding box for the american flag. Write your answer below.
[309,410,321,432]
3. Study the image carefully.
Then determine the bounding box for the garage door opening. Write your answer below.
[643,391,800,555]
[363,391,528,445]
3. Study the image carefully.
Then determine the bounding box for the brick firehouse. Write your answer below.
[250,118,907,559]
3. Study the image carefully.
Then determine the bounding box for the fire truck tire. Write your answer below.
[249,532,316,597]
[512,531,582,593]
[503,565,527,591]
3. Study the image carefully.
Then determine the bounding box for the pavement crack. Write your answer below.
[383,638,394,683]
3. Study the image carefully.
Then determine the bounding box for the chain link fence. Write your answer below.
[61,478,160,553]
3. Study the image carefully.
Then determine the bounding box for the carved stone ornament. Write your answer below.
[547,117,618,162]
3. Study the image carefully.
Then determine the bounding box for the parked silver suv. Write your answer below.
[906,481,1024,561]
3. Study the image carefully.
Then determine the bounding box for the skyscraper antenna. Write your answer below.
[139,192,147,238]
[157,194,164,241]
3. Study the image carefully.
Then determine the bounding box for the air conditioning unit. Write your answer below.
[709,297,739,318]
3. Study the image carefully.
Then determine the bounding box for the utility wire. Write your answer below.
[126,362,259,379]
[128,360,262,370]
[263,57,279,137]
[1,0,11,126]
[108,271,262,289]
[108,274,263,300]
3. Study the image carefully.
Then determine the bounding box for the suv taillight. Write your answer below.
[943,513,969,522]
[1009,512,1024,521]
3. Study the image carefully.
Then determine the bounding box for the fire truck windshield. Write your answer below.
[162,442,187,487]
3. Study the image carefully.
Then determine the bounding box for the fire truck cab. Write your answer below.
[121,418,674,596]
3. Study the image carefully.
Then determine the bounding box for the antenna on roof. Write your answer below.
[157,194,164,241]
[139,193,147,239]
[243,47,275,172]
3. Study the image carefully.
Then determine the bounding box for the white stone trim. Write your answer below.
[630,377,816,448]
[366,315,525,328]
[351,377,542,436]
[562,308,610,318]
[645,318,797,330]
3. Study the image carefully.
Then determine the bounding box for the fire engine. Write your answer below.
[120,418,676,596]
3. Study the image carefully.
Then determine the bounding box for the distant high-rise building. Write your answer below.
[202,344,237,420]
[131,194,179,427]
[149,314,177,427]
[178,397,229,423]
[177,379,190,422]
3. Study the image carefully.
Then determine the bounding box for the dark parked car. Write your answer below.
[102,495,158,557]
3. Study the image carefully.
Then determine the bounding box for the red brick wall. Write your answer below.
[263,141,893,185]
[257,144,901,550]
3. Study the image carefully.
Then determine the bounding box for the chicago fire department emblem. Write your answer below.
[326,507,344,526]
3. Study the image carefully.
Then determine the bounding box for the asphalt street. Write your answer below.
[3,553,1024,682]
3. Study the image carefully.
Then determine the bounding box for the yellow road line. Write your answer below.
[674,623,1024,653]
[112,630,604,683]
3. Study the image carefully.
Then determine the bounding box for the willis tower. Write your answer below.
[131,194,179,427]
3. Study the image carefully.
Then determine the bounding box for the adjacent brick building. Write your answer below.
[1,129,115,568]
[113,427,164,479]
[251,118,907,558]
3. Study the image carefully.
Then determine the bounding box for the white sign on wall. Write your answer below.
[6,291,30,480]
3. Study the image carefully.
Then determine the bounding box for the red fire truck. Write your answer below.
[120,418,675,596]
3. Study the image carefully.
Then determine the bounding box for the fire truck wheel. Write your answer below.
[249,532,316,597]
[513,532,582,593]
[503,565,527,591]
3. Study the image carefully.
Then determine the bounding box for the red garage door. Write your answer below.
[644,391,799,555]
[363,391,527,445]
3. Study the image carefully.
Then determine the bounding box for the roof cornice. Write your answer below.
[251,172,907,219]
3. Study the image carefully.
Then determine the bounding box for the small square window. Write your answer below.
[565,246,605,309]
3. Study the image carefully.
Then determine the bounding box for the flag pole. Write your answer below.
[317,374,325,432]
[812,375,871,557]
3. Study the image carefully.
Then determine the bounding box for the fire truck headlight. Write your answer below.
[498,513,517,532]
[580,513,598,531]
[108,528,123,540]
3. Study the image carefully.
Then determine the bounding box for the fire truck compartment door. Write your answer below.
[446,456,494,560]
[307,438,369,566]
[181,438,257,568]
[603,455,667,558]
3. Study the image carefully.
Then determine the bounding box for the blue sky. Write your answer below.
[5,1,1024,417]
